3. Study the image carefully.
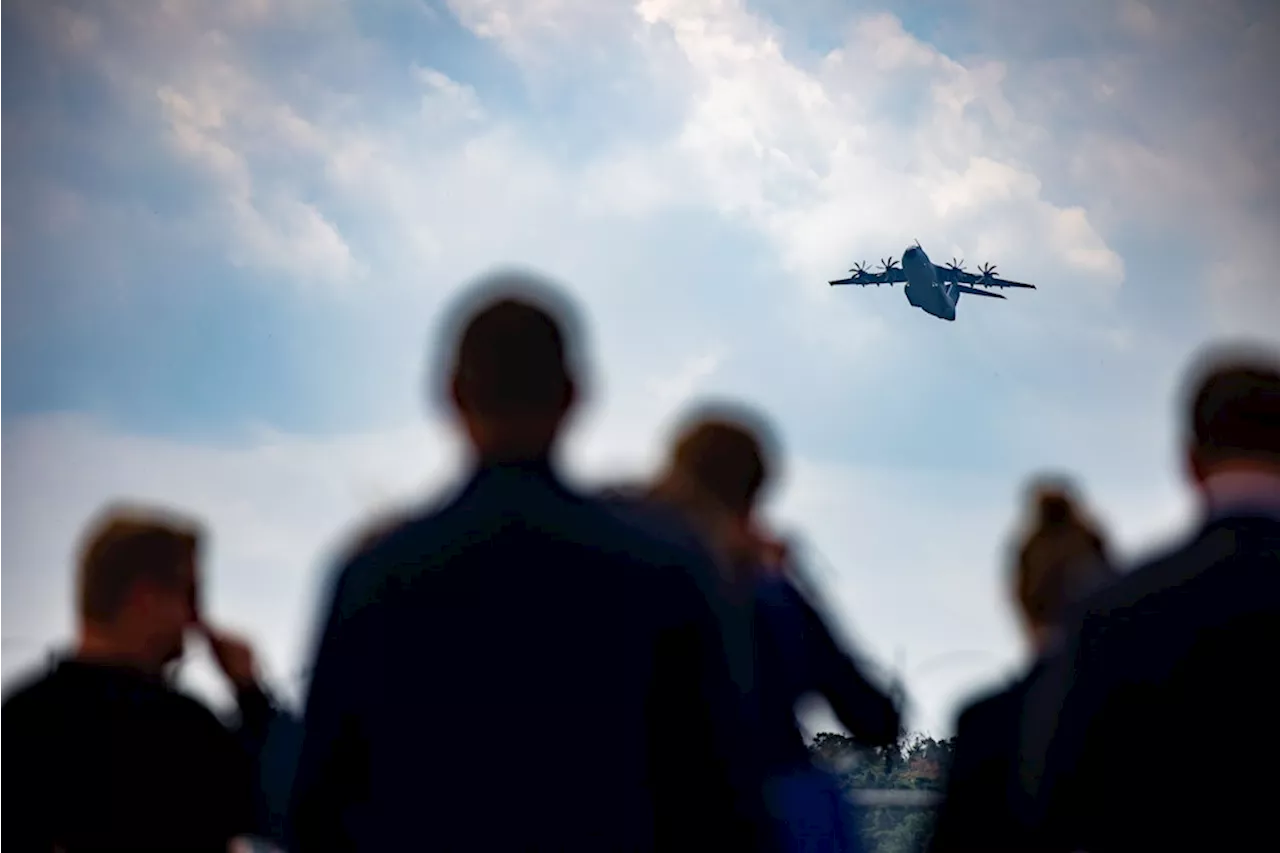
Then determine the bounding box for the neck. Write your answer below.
[75,626,161,675]
[463,415,561,464]
[472,444,554,467]
[1198,462,1280,520]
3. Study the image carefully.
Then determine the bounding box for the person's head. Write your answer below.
[437,271,583,461]
[76,504,203,670]
[1010,478,1114,652]
[651,403,779,568]
[1181,345,1280,486]
[661,403,777,518]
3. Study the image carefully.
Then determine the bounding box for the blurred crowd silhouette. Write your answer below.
[4,270,1278,852]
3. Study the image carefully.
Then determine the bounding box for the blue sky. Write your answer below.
[4,0,1278,736]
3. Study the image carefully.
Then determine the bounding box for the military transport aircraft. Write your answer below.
[828,242,1036,322]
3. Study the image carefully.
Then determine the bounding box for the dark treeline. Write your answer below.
[810,732,954,853]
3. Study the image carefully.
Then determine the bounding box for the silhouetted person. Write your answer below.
[644,405,900,853]
[288,272,766,851]
[1,505,278,851]
[1025,346,1280,852]
[928,479,1115,853]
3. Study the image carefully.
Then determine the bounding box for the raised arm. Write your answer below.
[791,583,901,748]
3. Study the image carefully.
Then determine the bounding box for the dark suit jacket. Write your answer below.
[289,458,768,851]
[1,659,277,852]
[1024,513,1280,852]
[927,660,1047,853]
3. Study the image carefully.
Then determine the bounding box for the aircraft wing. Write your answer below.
[829,267,907,286]
[955,284,1006,299]
[946,268,1036,289]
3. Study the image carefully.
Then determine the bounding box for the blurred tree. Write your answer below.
[808,731,953,853]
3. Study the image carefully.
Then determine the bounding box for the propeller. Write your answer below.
[878,256,899,286]
[849,261,871,277]
[938,258,964,284]
[978,262,999,281]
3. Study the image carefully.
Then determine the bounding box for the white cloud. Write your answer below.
[34,0,1130,353]
[929,157,1044,218]
[644,347,728,410]
[445,0,636,70]
[154,73,362,286]
[1049,207,1126,280]
[228,194,362,283]
[415,65,487,124]
[624,2,1122,296]
[985,1,1280,344]
[432,0,1125,303]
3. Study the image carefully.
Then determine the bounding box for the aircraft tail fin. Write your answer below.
[955,284,1006,300]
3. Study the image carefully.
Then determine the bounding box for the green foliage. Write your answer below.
[808,732,956,853]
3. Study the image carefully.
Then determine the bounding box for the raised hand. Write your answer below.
[196,622,259,691]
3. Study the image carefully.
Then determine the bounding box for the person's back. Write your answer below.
[289,275,763,851]
[3,660,268,851]
[1030,517,1280,851]
[1028,348,1280,852]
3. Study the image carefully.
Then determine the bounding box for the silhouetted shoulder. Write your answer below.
[1,664,56,716]
[2,661,233,740]
[325,474,722,628]
[318,485,471,621]
[1075,517,1280,626]
[1,664,97,717]
[1054,517,1280,703]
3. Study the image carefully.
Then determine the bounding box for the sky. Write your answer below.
[4,0,1279,737]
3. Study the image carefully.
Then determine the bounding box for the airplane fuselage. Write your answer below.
[902,246,958,321]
